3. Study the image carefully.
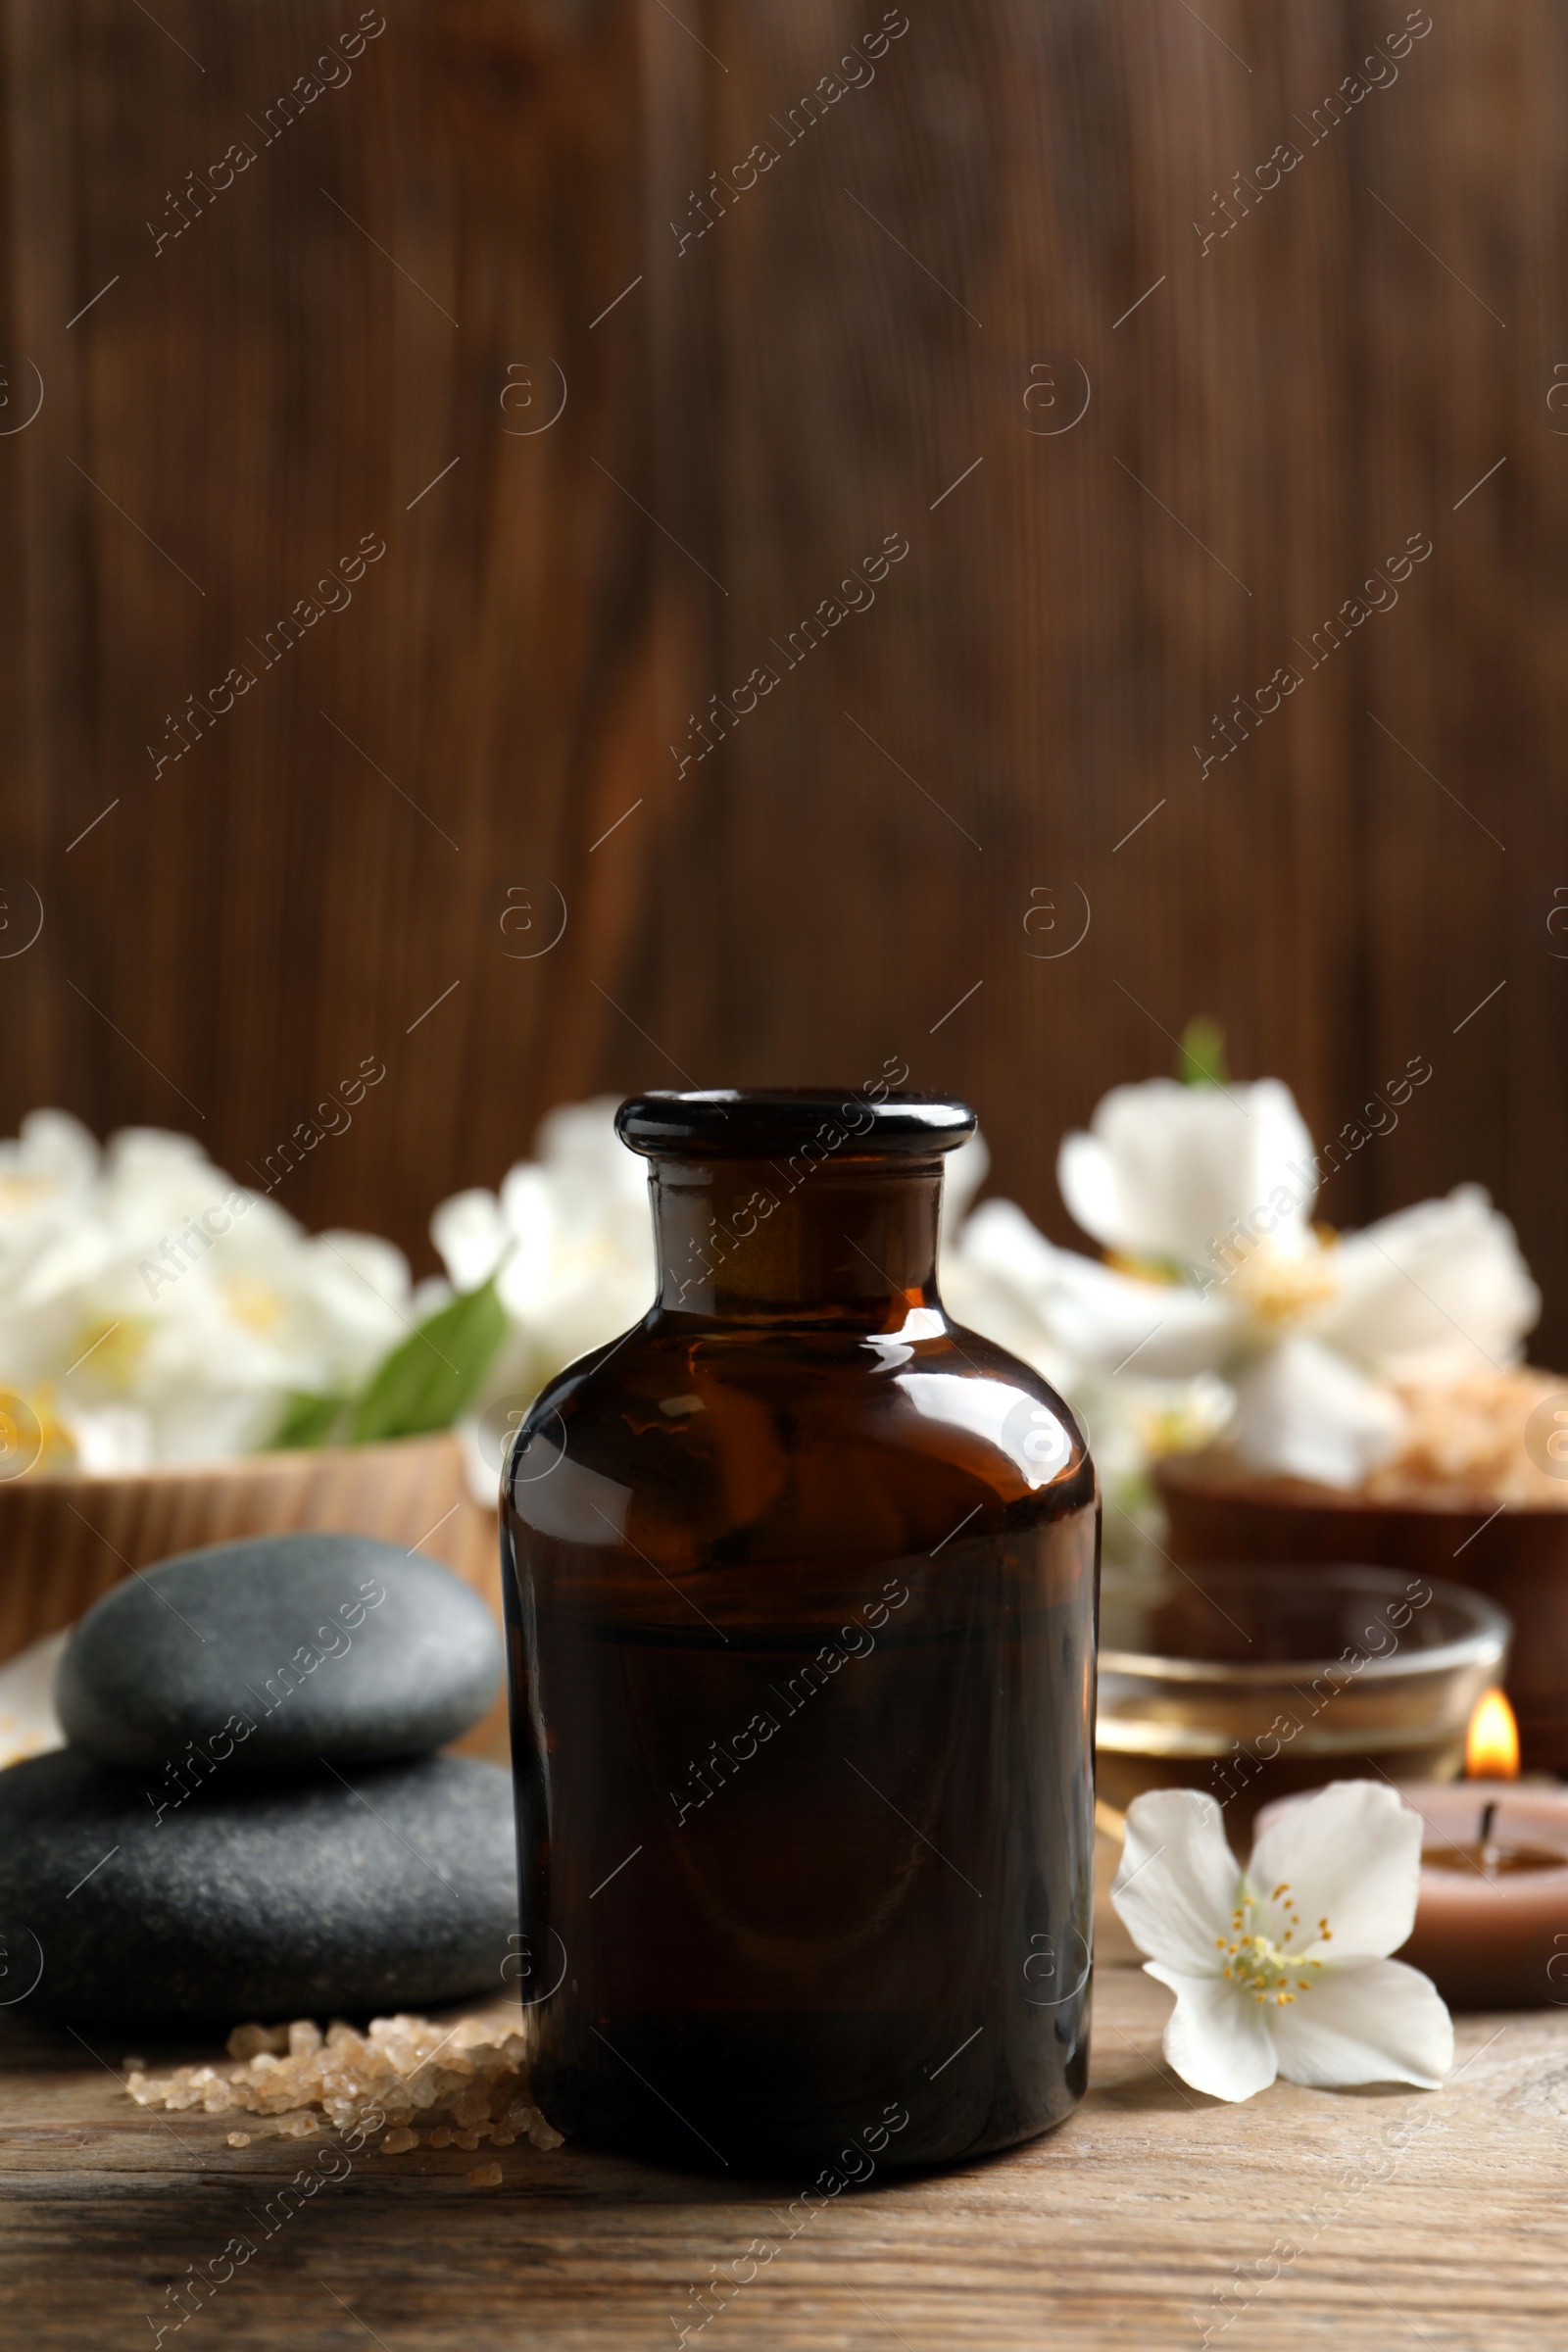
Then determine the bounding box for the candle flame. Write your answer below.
[1465,1687,1520,1780]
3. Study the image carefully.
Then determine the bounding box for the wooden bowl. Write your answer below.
[1155,1451,1568,1773]
[0,1436,507,1760]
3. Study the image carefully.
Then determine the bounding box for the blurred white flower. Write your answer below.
[945,1193,1234,1554]
[430,1077,1544,1510]
[1058,1076,1317,1269]
[0,1111,414,1469]
[433,1099,657,1497]
[947,1075,1539,1492]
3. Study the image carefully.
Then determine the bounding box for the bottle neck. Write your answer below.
[648,1154,945,1324]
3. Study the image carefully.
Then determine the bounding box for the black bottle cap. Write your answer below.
[614,1089,978,1158]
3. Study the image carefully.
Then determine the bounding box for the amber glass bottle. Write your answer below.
[501,1089,1098,2174]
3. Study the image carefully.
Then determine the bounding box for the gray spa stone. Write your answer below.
[56,1532,501,1769]
[0,1748,519,2022]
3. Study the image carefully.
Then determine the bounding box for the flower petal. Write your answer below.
[1111,1788,1241,1973]
[1316,1186,1540,1381]
[1230,1336,1405,1489]
[1042,1252,1245,1380]
[958,1203,1243,1379]
[1248,1780,1423,1961]
[1057,1077,1316,1266]
[1270,1956,1452,2090]
[1145,1963,1279,2102]
[1056,1130,1122,1251]
[431,1187,509,1290]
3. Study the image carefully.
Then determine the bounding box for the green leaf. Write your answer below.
[1177,1015,1229,1089]
[269,1390,352,1450]
[349,1278,508,1445]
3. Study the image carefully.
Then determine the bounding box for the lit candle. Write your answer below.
[1395,1783,1568,2007]
[1260,1690,1568,2009]
[1394,1690,1568,2007]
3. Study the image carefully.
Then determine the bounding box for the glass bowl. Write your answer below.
[1096,1561,1511,1835]
[1155,1450,1568,1772]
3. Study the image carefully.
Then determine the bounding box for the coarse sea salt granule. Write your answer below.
[123,2012,564,2164]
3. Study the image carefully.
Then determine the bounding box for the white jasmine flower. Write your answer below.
[1058,1077,1317,1270]
[949,1067,1538,1490]
[0,1110,413,1466]
[1111,1782,1453,2102]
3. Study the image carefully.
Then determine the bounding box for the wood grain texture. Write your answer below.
[0,0,668,1264]
[2,0,1565,1350]
[649,0,1547,1310]
[0,1436,486,1661]
[2,1859,1565,2351]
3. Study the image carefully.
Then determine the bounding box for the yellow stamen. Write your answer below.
[1222,1883,1335,2006]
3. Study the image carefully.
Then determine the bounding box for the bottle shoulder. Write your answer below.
[505,1311,1094,1557]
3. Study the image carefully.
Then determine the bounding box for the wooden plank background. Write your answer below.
[1,0,1563,1355]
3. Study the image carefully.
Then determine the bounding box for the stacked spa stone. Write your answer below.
[0,1534,517,2023]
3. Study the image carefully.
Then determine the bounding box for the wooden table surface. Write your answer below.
[4,1839,1567,2352]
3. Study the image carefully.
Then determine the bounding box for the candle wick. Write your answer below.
[1479,1799,1497,1846]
